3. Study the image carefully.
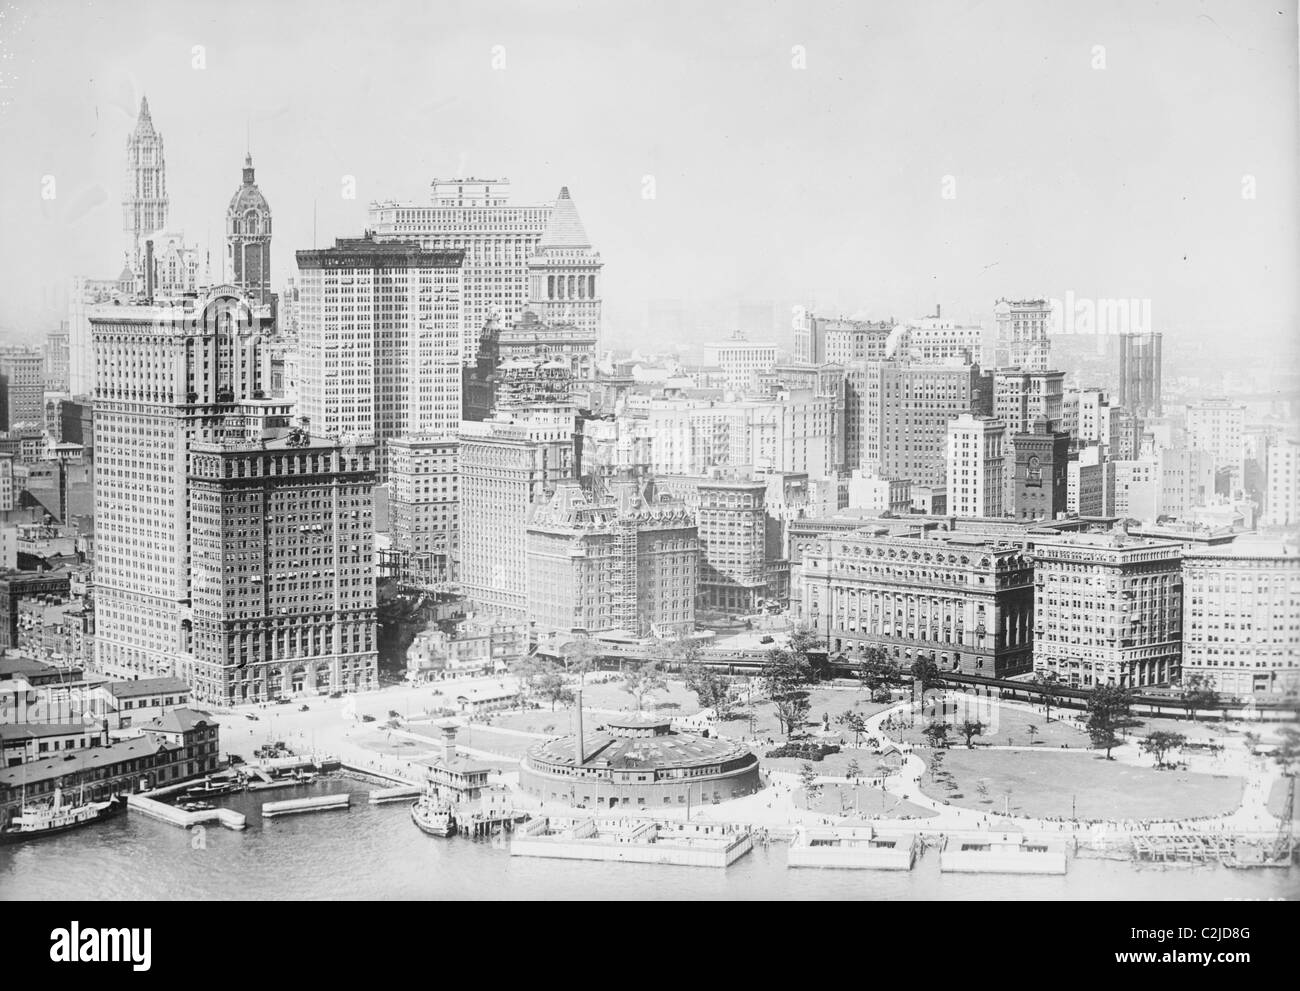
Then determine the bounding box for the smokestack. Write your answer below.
[574,688,585,765]
[145,239,155,301]
[441,724,456,766]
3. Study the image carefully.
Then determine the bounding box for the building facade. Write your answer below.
[1182,540,1300,698]
[1032,533,1183,689]
[525,187,602,345]
[226,154,272,304]
[1011,419,1070,521]
[122,96,168,270]
[801,529,1034,678]
[1116,332,1162,417]
[387,435,458,587]
[994,298,1052,372]
[696,478,767,614]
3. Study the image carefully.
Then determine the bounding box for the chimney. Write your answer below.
[440,724,456,766]
[145,239,155,301]
[574,688,585,765]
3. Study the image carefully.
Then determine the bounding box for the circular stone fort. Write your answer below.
[520,711,761,810]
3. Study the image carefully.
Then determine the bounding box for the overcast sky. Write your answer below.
[0,0,1296,353]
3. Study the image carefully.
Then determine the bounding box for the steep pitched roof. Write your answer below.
[538,187,591,250]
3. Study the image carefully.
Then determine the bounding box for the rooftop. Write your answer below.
[527,729,752,772]
[140,707,217,734]
[104,676,192,700]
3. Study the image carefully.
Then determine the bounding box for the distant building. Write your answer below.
[95,676,193,732]
[525,187,602,346]
[1032,532,1183,689]
[947,414,1007,519]
[1185,399,1246,496]
[122,96,168,270]
[225,154,273,304]
[1116,332,1162,417]
[1182,539,1300,697]
[701,332,778,393]
[795,313,895,365]
[0,571,71,651]
[0,347,45,432]
[1264,437,1300,527]
[993,298,1052,372]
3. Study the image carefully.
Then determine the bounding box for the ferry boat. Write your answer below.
[0,788,126,845]
[410,795,457,838]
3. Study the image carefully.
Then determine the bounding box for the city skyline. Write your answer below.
[0,0,1297,355]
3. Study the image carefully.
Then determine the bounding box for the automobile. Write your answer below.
[759,635,774,644]
[274,697,292,705]
[328,691,344,699]
[361,714,376,723]
[299,704,310,712]
[246,714,259,721]
[227,754,246,765]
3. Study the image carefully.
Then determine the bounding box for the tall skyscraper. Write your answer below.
[122,96,168,270]
[525,187,602,345]
[226,154,273,304]
[1117,332,1163,417]
[91,289,376,701]
[993,298,1052,372]
[387,435,459,587]
[368,178,556,362]
[91,290,268,683]
[295,236,464,471]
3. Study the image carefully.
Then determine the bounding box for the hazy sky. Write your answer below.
[0,0,1296,353]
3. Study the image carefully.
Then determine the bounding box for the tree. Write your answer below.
[857,646,899,690]
[837,710,868,748]
[958,719,985,749]
[683,662,732,719]
[845,758,862,781]
[1026,724,1039,745]
[766,647,813,737]
[910,657,942,703]
[1273,725,1300,777]
[1086,684,1140,759]
[922,721,950,748]
[787,626,828,682]
[1033,671,1064,723]
[798,761,820,797]
[1141,730,1187,769]
[622,659,668,711]
[1180,673,1221,721]
[510,655,546,700]
[562,637,600,686]
[537,668,573,712]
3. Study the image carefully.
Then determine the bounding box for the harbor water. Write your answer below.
[2,779,1297,900]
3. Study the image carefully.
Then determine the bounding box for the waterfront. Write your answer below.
[1,779,1295,901]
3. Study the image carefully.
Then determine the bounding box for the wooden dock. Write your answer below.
[368,785,422,805]
[1131,833,1250,865]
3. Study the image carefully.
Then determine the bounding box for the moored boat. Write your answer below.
[410,795,457,838]
[0,791,126,845]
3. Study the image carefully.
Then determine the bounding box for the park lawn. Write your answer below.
[717,689,894,743]
[800,782,936,820]
[887,699,1092,749]
[919,748,1245,820]
[1267,777,1299,822]
[568,676,699,713]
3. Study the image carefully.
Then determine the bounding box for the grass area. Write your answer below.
[800,782,936,820]
[887,699,1092,749]
[919,748,1245,821]
[1267,777,1298,822]
[564,676,700,713]
[717,688,894,743]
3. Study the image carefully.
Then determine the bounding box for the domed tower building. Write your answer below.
[226,154,273,305]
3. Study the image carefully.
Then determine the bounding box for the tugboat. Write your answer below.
[0,787,126,845]
[410,793,457,838]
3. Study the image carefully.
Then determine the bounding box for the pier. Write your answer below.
[368,785,422,805]
[127,794,246,831]
[511,816,754,868]
[787,826,919,870]
[939,831,1068,875]
[262,794,351,818]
